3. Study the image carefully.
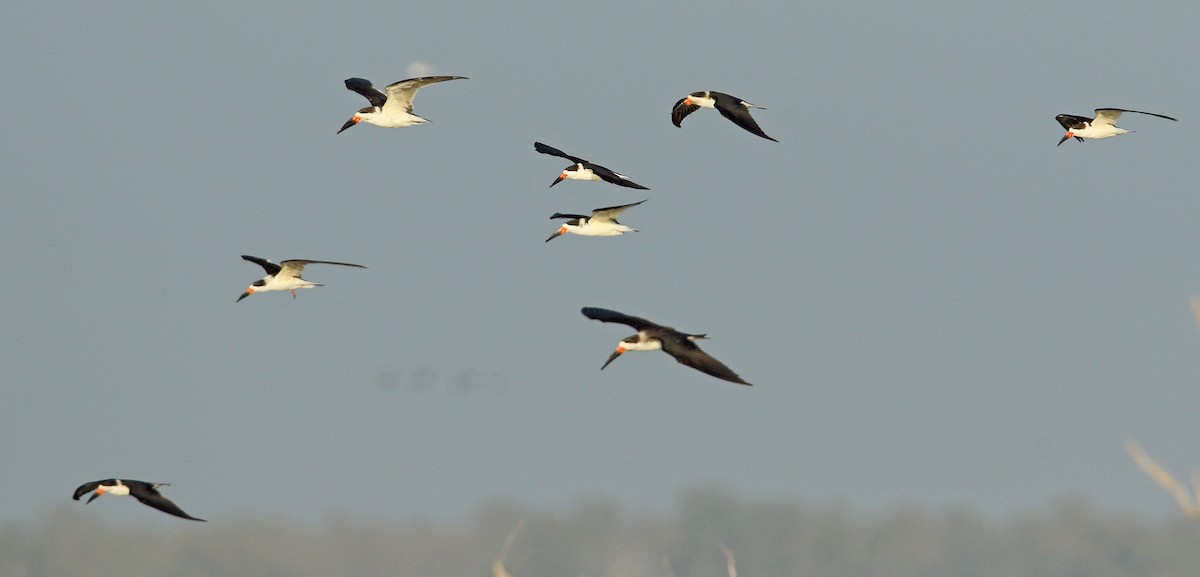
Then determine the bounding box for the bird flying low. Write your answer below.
[238,255,366,301]
[72,479,206,521]
[533,142,650,189]
[338,76,467,133]
[671,90,777,142]
[546,200,646,242]
[1054,108,1177,146]
[581,307,752,385]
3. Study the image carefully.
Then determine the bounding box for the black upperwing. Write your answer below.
[534,142,588,165]
[343,78,388,108]
[588,164,649,189]
[713,93,777,142]
[1055,113,1091,131]
[659,334,752,386]
[129,482,206,522]
[582,307,665,332]
[241,255,282,276]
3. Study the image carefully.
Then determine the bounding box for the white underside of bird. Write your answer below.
[558,220,636,237]
[354,109,426,128]
[562,166,601,181]
[96,483,132,496]
[1067,123,1129,140]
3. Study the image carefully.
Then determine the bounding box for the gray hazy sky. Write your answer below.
[3,0,1199,525]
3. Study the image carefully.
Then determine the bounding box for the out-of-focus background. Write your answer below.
[2,1,1198,573]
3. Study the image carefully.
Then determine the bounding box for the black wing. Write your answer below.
[582,307,665,332]
[659,336,752,386]
[1055,114,1091,130]
[671,98,700,128]
[534,142,588,165]
[550,213,589,221]
[129,483,206,522]
[241,255,282,276]
[587,164,650,189]
[72,479,111,500]
[344,78,387,108]
[714,94,777,141]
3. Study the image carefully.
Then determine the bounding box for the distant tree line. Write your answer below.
[2,487,1198,577]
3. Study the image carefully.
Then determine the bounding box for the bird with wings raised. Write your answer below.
[546,200,646,242]
[237,255,366,301]
[338,75,467,133]
[1054,108,1177,146]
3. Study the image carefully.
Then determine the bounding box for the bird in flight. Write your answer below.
[546,200,646,242]
[72,478,206,521]
[339,76,467,133]
[534,142,649,189]
[671,90,777,142]
[581,307,752,385]
[238,255,366,302]
[1054,108,1177,146]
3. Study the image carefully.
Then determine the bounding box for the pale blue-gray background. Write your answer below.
[2,0,1198,524]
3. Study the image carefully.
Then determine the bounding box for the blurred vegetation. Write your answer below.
[3,488,1199,577]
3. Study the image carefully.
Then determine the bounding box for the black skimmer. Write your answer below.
[546,200,645,242]
[671,91,777,142]
[533,142,650,189]
[338,76,467,134]
[72,479,206,521]
[238,255,366,302]
[581,307,752,385]
[1055,108,1177,146]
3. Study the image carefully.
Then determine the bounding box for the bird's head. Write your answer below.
[238,279,267,302]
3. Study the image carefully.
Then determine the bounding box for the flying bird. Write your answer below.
[533,142,649,189]
[672,91,777,142]
[1055,108,1177,146]
[72,479,206,521]
[546,200,645,242]
[581,307,751,385]
[338,76,467,133]
[238,255,366,302]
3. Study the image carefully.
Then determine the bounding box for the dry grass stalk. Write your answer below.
[1125,439,1200,520]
